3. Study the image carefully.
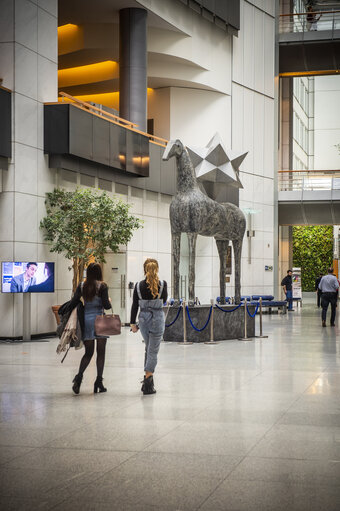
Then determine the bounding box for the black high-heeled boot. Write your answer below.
[94,377,107,393]
[72,374,83,395]
[142,375,156,395]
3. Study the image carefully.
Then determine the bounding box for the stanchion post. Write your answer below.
[204,299,219,345]
[178,300,193,345]
[239,300,253,341]
[255,297,268,339]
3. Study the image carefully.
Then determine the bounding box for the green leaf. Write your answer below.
[292,226,333,291]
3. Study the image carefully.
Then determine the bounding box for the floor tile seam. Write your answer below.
[0,446,37,466]
[34,445,143,453]
[195,461,247,511]
[97,453,238,482]
[41,470,112,509]
[283,372,326,413]
[238,404,297,459]
[2,455,140,485]
[228,474,340,486]
[138,418,192,454]
[214,475,340,490]
[246,451,340,462]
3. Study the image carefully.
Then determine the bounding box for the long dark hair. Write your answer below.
[82,263,104,301]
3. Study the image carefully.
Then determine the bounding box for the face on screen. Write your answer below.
[26,264,37,278]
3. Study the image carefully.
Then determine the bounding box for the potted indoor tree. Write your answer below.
[40,187,142,323]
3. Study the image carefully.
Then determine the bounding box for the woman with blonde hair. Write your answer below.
[130,258,167,394]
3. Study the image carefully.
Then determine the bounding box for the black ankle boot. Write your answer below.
[72,374,83,395]
[94,377,107,393]
[142,375,156,395]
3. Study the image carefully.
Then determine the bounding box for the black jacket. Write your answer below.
[281,275,292,291]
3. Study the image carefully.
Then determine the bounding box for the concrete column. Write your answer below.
[0,0,58,337]
[119,8,147,132]
[279,76,293,173]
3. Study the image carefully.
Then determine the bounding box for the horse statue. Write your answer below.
[162,139,246,305]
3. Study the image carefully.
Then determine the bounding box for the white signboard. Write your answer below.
[292,267,302,299]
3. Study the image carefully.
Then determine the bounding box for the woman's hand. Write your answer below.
[130,324,138,333]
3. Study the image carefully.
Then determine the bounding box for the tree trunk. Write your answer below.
[72,258,86,293]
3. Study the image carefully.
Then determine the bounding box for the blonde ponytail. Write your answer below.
[144,258,160,298]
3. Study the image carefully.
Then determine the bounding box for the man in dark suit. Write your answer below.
[10,262,37,292]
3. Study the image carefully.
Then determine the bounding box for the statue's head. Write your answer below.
[162,139,184,161]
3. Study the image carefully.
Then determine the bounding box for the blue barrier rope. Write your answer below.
[165,306,182,327]
[186,305,212,332]
[246,301,259,318]
[215,302,242,313]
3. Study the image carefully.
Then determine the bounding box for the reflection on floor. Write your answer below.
[1,295,340,510]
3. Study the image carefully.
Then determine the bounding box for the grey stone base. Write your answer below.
[164,304,256,343]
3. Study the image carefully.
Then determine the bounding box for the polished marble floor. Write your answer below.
[1,295,340,510]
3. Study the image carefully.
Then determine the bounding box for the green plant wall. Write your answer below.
[292,226,333,291]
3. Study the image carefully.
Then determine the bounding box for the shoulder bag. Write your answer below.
[95,307,121,336]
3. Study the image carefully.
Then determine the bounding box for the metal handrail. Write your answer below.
[279,10,340,34]
[56,91,168,147]
[280,10,340,17]
[279,170,340,192]
[279,169,340,173]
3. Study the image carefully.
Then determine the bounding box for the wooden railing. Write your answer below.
[58,91,168,147]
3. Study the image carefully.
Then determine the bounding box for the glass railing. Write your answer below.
[279,170,340,191]
[279,10,340,34]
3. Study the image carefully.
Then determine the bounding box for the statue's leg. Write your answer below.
[216,239,229,305]
[172,232,181,302]
[232,238,242,304]
[187,232,197,304]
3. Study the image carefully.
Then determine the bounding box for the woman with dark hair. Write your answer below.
[71,262,112,395]
[130,258,167,394]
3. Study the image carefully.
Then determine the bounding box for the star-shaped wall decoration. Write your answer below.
[187,133,247,189]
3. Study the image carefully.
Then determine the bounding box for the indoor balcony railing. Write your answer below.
[279,170,340,192]
[279,10,340,35]
[58,91,167,148]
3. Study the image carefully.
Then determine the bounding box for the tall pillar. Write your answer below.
[119,8,147,132]
[0,0,58,337]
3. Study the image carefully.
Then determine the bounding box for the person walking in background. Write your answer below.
[315,272,323,308]
[281,269,294,311]
[130,258,167,395]
[319,267,339,327]
[70,263,112,394]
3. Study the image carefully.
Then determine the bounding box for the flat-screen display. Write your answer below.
[1,262,55,293]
